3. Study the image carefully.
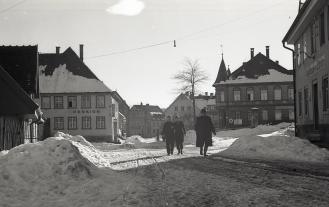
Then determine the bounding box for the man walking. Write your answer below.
[162,116,175,155]
[173,116,186,155]
[195,109,216,157]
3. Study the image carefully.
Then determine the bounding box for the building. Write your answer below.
[111,91,130,137]
[38,45,119,142]
[164,92,216,129]
[128,103,164,138]
[283,0,329,140]
[0,46,42,150]
[213,47,294,129]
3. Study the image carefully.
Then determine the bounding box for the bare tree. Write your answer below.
[173,57,208,123]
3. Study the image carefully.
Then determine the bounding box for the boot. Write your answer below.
[204,146,208,157]
[200,147,203,155]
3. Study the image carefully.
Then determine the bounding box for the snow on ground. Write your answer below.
[219,124,329,163]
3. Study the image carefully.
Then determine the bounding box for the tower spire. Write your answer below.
[220,44,224,59]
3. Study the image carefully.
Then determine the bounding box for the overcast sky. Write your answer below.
[0,0,298,108]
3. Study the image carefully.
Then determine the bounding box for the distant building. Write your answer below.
[213,48,294,128]
[111,91,130,137]
[165,92,216,129]
[38,45,119,142]
[0,46,42,150]
[283,0,329,140]
[128,103,164,138]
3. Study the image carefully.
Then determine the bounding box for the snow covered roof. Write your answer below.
[39,48,112,93]
[214,53,293,86]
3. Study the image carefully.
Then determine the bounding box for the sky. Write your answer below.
[0,0,299,108]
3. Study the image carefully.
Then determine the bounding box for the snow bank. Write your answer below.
[220,130,329,163]
[122,135,165,149]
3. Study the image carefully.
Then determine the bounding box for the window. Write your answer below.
[81,95,91,108]
[54,117,64,130]
[304,37,308,60]
[68,117,77,130]
[310,21,317,53]
[96,116,106,129]
[181,106,185,111]
[261,89,268,101]
[275,110,282,121]
[320,12,325,46]
[246,88,254,101]
[174,106,178,111]
[288,88,294,100]
[220,91,225,102]
[323,77,329,111]
[41,96,51,109]
[82,116,91,129]
[274,88,282,100]
[297,41,301,66]
[96,95,105,108]
[233,89,240,101]
[298,91,303,116]
[235,111,240,119]
[304,88,309,115]
[262,110,268,121]
[54,96,64,109]
[289,110,294,120]
[68,96,77,108]
[247,111,252,121]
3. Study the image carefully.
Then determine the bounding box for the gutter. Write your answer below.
[282,41,297,136]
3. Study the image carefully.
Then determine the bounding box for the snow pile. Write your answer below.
[122,135,165,149]
[184,130,197,145]
[220,131,329,163]
[54,132,111,167]
[39,64,112,93]
[219,69,292,85]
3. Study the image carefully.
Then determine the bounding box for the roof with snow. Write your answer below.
[0,45,39,97]
[39,48,112,93]
[0,65,38,115]
[131,104,164,116]
[214,53,293,86]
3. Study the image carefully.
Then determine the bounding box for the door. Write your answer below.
[313,83,319,129]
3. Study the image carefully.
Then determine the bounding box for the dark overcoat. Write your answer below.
[173,121,186,143]
[195,115,215,147]
[161,121,174,143]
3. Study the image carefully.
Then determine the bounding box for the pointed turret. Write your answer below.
[226,65,231,78]
[213,53,227,85]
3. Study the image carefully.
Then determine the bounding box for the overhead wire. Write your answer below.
[0,0,27,14]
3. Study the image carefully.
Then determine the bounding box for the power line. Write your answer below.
[85,0,288,59]
[0,0,27,14]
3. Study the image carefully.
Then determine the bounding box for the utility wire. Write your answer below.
[88,0,287,59]
[0,0,27,14]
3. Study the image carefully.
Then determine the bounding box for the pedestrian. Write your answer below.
[173,116,186,155]
[195,108,216,157]
[161,116,175,155]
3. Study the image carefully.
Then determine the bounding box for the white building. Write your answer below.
[38,45,119,142]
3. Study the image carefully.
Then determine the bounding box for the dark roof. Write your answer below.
[0,65,38,115]
[213,57,227,85]
[282,0,311,43]
[131,104,163,113]
[229,53,293,80]
[39,47,99,80]
[0,45,39,97]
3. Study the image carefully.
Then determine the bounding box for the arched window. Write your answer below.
[274,87,282,100]
[246,88,254,101]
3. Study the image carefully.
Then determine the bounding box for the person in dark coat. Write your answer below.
[195,108,216,156]
[173,116,186,155]
[161,116,175,155]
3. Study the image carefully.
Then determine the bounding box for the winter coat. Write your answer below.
[195,115,215,147]
[161,121,174,142]
[173,121,186,142]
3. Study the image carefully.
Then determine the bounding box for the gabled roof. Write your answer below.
[213,56,227,85]
[111,91,130,109]
[0,65,38,115]
[39,47,112,93]
[131,104,163,114]
[165,93,191,113]
[214,53,293,86]
[0,45,39,97]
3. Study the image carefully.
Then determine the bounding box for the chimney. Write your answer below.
[250,48,254,59]
[275,60,279,64]
[205,92,208,96]
[266,46,270,58]
[56,46,60,54]
[79,44,84,61]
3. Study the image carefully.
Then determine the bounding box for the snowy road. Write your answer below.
[96,146,329,207]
